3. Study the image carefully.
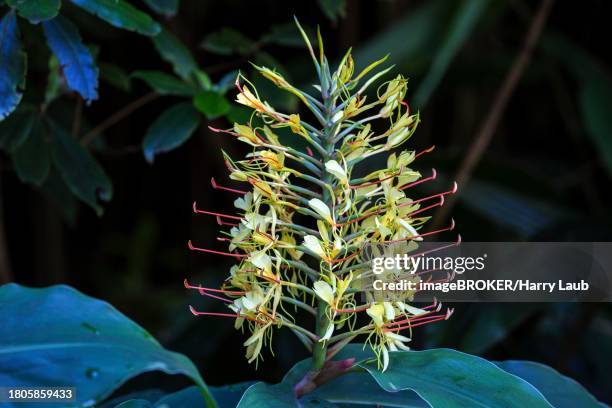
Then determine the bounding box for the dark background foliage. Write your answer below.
[1,0,611,403]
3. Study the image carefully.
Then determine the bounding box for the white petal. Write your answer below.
[325,160,348,183]
[303,235,325,258]
[308,198,334,224]
[313,281,335,305]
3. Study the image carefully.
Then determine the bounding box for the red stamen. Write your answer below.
[189,306,240,319]
[415,145,435,159]
[349,170,400,190]
[188,240,246,259]
[193,202,242,220]
[211,177,247,194]
[400,168,437,190]
[216,216,239,227]
[184,279,245,295]
[306,147,314,157]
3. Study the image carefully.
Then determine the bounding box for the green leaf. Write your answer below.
[100,62,131,91]
[237,382,296,408]
[496,361,602,408]
[155,386,209,407]
[6,0,60,23]
[41,167,79,225]
[0,283,217,408]
[142,102,199,163]
[142,0,178,16]
[413,0,489,106]
[210,382,257,408]
[49,121,113,215]
[0,105,35,152]
[201,27,255,56]
[151,28,196,80]
[360,349,553,407]
[132,70,196,96]
[115,400,153,408]
[0,10,26,121]
[193,69,212,90]
[42,15,99,102]
[193,91,230,119]
[12,119,50,185]
[71,0,161,36]
[317,0,346,22]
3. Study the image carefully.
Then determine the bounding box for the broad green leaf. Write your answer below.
[142,102,200,163]
[132,70,196,96]
[317,0,346,22]
[210,382,257,408]
[0,10,26,121]
[142,0,178,16]
[360,349,553,407]
[212,70,238,94]
[201,27,255,56]
[115,400,153,408]
[6,0,60,23]
[71,0,161,36]
[193,91,230,119]
[42,15,99,102]
[496,360,602,408]
[100,62,131,92]
[0,105,35,152]
[12,119,50,185]
[236,382,296,408]
[152,28,196,80]
[49,121,112,215]
[41,167,79,225]
[155,386,208,407]
[0,283,216,408]
[413,0,488,106]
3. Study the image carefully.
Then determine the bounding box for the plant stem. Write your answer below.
[311,88,336,371]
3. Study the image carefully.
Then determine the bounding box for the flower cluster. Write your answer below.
[186,20,458,372]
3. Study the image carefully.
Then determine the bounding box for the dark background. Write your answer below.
[2,0,612,403]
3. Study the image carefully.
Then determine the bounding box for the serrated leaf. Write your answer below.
[0,284,217,408]
[71,0,161,36]
[151,28,196,80]
[6,0,60,23]
[12,119,50,185]
[42,15,99,102]
[142,102,199,163]
[132,70,196,96]
[100,62,131,91]
[0,105,35,152]
[192,91,230,119]
[49,121,112,215]
[142,0,178,16]
[0,11,26,121]
[201,27,255,56]
[318,0,346,21]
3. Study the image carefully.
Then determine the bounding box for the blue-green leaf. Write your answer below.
[236,382,296,408]
[151,28,196,80]
[360,349,553,407]
[496,360,602,408]
[71,0,161,36]
[142,102,199,163]
[12,119,50,185]
[193,91,230,119]
[132,70,196,96]
[0,105,35,152]
[42,16,99,102]
[0,283,217,408]
[142,0,178,16]
[210,382,257,408]
[6,0,60,23]
[115,400,153,408]
[0,11,26,121]
[49,121,112,215]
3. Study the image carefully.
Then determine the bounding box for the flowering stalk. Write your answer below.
[186,18,457,385]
